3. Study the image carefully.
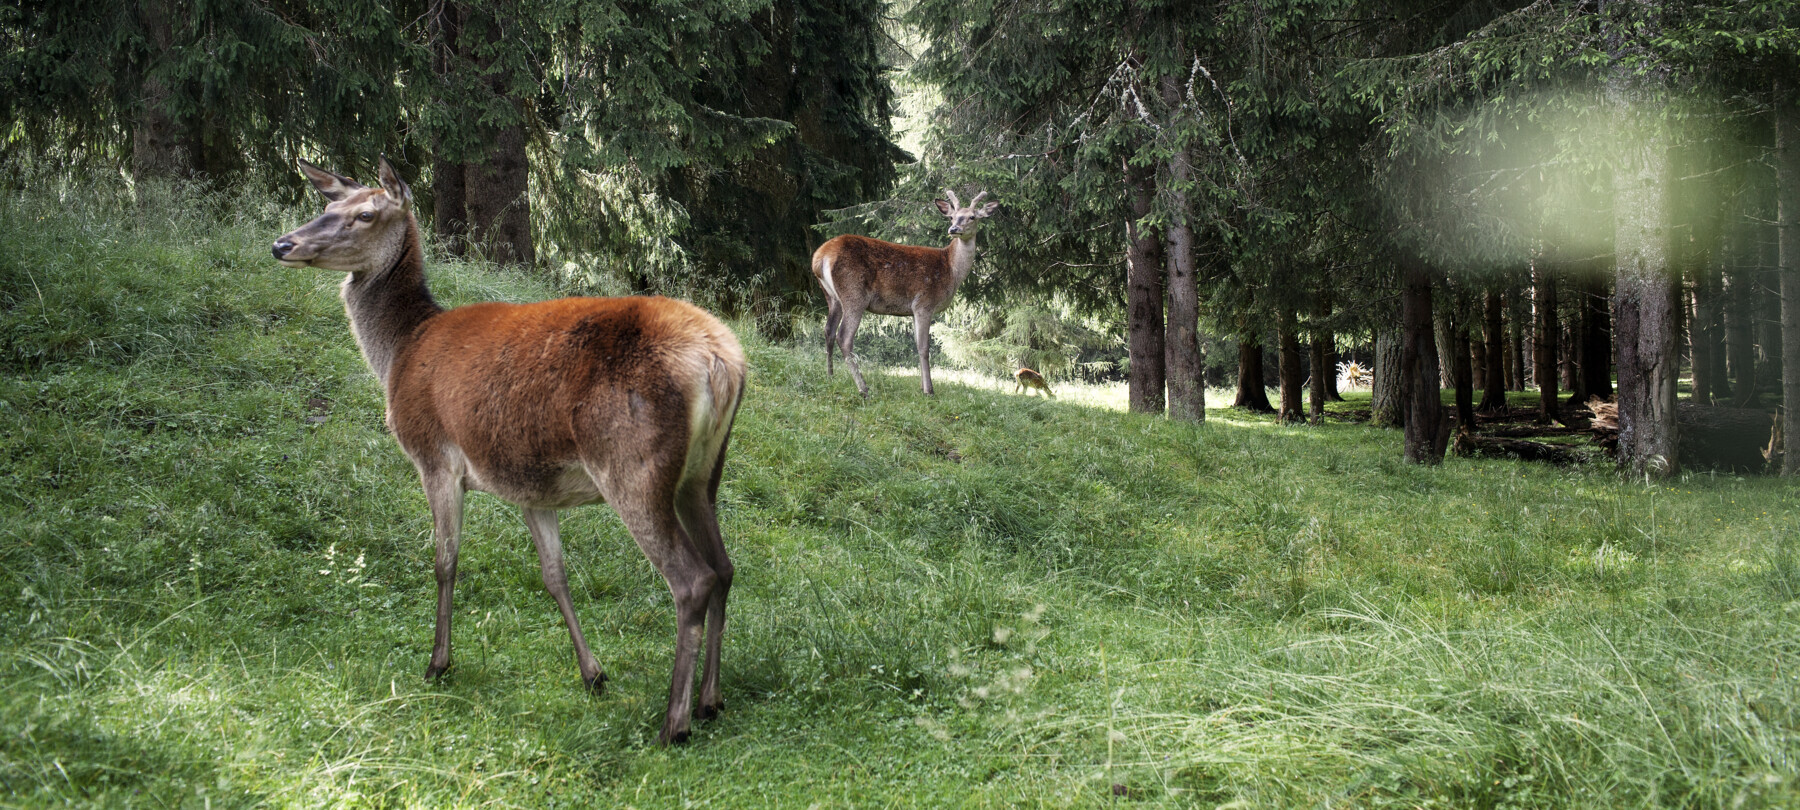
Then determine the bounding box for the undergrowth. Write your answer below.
[1,182,1796,808]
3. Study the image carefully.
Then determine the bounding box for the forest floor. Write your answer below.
[2,185,1797,808]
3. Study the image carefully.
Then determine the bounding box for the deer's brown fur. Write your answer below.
[813,189,999,395]
[273,157,744,746]
[1014,367,1053,398]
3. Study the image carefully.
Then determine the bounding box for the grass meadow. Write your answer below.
[2,182,1797,808]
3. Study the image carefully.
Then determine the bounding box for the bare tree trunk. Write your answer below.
[1690,264,1722,405]
[1725,259,1756,405]
[1479,288,1507,412]
[430,3,468,255]
[1278,309,1304,423]
[1452,299,1475,430]
[1372,329,1404,427]
[1125,157,1166,414]
[1579,271,1614,402]
[1510,286,1528,390]
[1161,77,1204,424]
[1234,337,1274,412]
[1401,254,1446,464]
[1309,323,1328,424]
[1611,39,1680,476]
[130,0,198,182]
[1433,303,1456,388]
[1534,261,1561,424]
[1777,77,1800,475]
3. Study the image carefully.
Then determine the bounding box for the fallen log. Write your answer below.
[1587,399,1776,473]
[1452,427,1586,465]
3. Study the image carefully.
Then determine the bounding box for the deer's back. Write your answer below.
[386,295,744,506]
[816,234,954,315]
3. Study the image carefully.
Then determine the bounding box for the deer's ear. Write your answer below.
[935,199,953,216]
[977,201,1000,218]
[297,160,363,202]
[376,155,413,209]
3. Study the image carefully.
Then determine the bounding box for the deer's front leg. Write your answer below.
[913,308,935,395]
[422,472,465,681]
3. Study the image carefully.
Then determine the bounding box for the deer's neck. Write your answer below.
[947,234,979,283]
[340,217,441,388]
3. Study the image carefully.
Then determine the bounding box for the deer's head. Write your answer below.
[273,157,414,274]
[935,189,1000,239]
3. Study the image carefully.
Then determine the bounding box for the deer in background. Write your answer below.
[813,188,1000,396]
[272,157,745,746]
[1014,367,1054,398]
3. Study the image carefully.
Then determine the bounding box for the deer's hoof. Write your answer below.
[582,672,608,694]
[659,727,691,747]
[424,663,449,682]
[697,701,724,721]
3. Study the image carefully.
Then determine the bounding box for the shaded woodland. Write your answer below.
[5,0,1799,477]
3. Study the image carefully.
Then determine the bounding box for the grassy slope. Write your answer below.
[2,185,1797,809]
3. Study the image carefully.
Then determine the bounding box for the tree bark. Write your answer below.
[130,0,197,182]
[1278,309,1304,423]
[1776,77,1800,475]
[1611,69,1680,476]
[1161,75,1204,424]
[1479,288,1507,412]
[432,3,535,267]
[1234,337,1274,412]
[1509,287,1528,390]
[1534,261,1561,424]
[1724,259,1756,405]
[1452,299,1475,430]
[1690,262,1723,405]
[1433,302,1456,388]
[1125,157,1166,414]
[1401,254,1446,463]
[1579,271,1614,402]
[1309,323,1328,424]
[1372,329,1404,427]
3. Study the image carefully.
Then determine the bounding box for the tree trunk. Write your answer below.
[432,4,535,267]
[1510,287,1528,390]
[1372,329,1404,427]
[463,121,534,266]
[430,3,468,255]
[1433,303,1456,388]
[1309,325,1328,424]
[1161,76,1204,424]
[1534,261,1561,424]
[1777,77,1800,475]
[1278,309,1304,423]
[130,0,197,182]
[1580,271,1614,402]
[1234,337,1274,412]
[1401,254,1446,463]
[1611,59,1680,476]
[1479,288,1507,412]
[1125,157,1166,414]
[1724,260,1756,405]
[1452,300,1475,430]
[1690,262,1723,405]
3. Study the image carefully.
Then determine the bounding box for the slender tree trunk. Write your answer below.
[1479,288,1507,412]
[1510,287,1528,390]
[1433,303,1456,388]
[1757,263,1783,395]
[1580,271,1614,402]
[1452,301,1475,430]
[1278,309,1304,423]
[1161,76,1204,423]
[1401,254,1446,463]
[1234,336,1274,412]
[1776,77,1800,475]
[1725,259,1756,405]
[1372,329,1404,427]
[464,120,534,266]
[432,4,534,267]
[1125,157,1166,414]
[1309,322,1328,424]
[1534,261,1561,424]
[1691,263,1722,405]
[430,3,468,255]
[1611,59,1680,476]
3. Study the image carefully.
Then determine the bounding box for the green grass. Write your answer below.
[2,182,1797,808]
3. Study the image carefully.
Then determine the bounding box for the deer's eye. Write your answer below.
[357,211,375,222]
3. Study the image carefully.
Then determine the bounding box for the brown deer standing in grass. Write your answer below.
[813,189,999,396]
[1014,367,1053,398]
[272,157,745,746]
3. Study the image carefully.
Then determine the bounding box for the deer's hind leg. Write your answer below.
[835,305,871,396]
[677,425,735,721]
[589,451,718,746]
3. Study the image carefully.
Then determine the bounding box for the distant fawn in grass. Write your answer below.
[812,188,999,396]
[272,157,745,746]
[1014,367,1054,398]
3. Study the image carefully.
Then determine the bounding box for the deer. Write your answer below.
[813,188,1000,396]
[272,157,745,746]
[1013,367,1054,398]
